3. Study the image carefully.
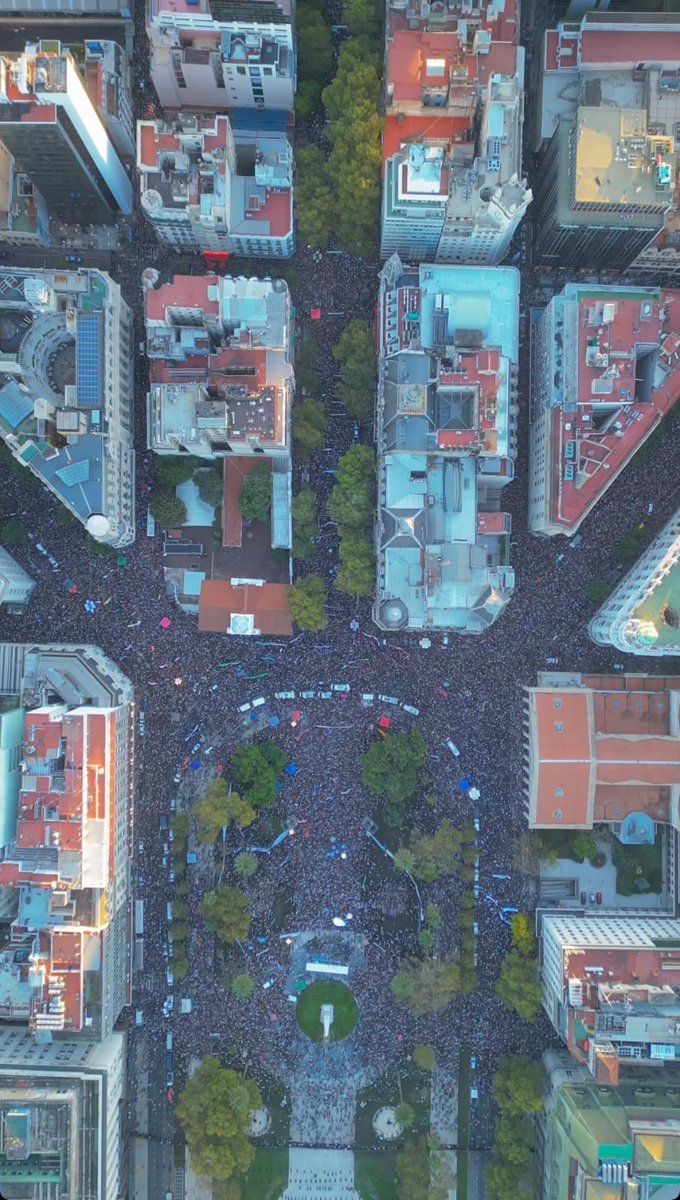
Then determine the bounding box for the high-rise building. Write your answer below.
[0,45,132,227]
[380,0,531,264]
[0,142,50,248]
[537,11,680,274]
[539,1050,680,1200]
[534,104,674,269]
[147,0,295,112]
[523,670,680,834]
[0,1028,127,1200]
[0,547,35,611]
[528,283,680,538]
[0,642,135,1042]
[81,38,135,159]
[541,914,680,1083]
[590,509,680,656]
[138,114,294,258]
[374,253,519,634]
[0,268,135,547]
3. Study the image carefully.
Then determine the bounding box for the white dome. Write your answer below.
[86,513,111,538]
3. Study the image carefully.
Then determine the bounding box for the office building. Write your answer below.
[138,114,293,258]
[0,45,132,227]
[523,670,680,834]
[0,641,135,1042]
[540,1050,680,1200]
[0,1027,127,1200]
[81,38,135,159]
[541,913,680,1083]
[147,0,295,112]
[145,273,293,628]
[528,284,680,538]
[590,509,680,656]
[381,0,530,263]
[535,12,680,271]
[0,143,50,248]
[0,547,35,612]
[374,253,519,634]
[0,267,135,547]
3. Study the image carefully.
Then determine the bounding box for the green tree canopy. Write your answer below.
[155,455,203,488]
[412,1043,436,1071]
[496,952,542,1022]
[1,518,26,547]
[293,397,326,458]
[194,779,255,843]
[391,957,460,1016]
[492,1057,544,1117]
[292,487,318,559]
[361,730,426,825]
[510,913,535,956]
[327,445,375,533]
[295,79,323,121]
[410,819,462,883]
[288,575,328,631]
[395,1102,415,1131]
[234,852,259,878]
[149,488,187,529]
[297,3,333,81]
[296,146,335,248]
[332,320,376,421]
[392,847,416,874]
[238,466,272,523]
[323,53,381,123]
[232,972,255,999]
[175,1058,262,1182]
[485,1158,530,1200]
[395,1136,430,1200]
[201,886,252,944]
[194,468,224,508]
[336,533,374,597]
[344,0,382,40]
[230,741,284,809]
[297,334,320,392]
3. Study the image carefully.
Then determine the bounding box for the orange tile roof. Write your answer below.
[387,30,475,104]
[198,579,292,636]
[382,114,468,166]
[145,275,220,324]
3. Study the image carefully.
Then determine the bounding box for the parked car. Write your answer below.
[596,892,603,905]
[580,891,587,905]
[445,739,460,757]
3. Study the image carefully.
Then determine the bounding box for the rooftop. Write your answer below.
[198,578,292,636]
[573,107,675,211]
[535,284,680,534]
[525,673,680,829]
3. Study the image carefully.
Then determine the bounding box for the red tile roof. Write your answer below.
[198,579,292,636]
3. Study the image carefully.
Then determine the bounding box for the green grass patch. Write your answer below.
[231,1149,288,1200]
[457,1046,471,1200]
[612,830,663,895]
[355,1152,397,1200]
[356,1062,431,1150]
[296,979,358,1041]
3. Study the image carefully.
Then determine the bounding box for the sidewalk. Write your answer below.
[431,1067,458,1200]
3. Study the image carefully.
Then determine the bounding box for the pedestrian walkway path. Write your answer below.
[431,1067,458,1200]
[281,1147,360,1200]
[290,1081,356,1145]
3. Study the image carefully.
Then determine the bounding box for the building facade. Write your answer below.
[0,46,132,227]
[137,114,294,258]
[589,508,680,656]
[374,253,519,634]
[381,0,531,264]
[0,143,51,248]
[0,268,135,547]
[0,642,135,1043]
[529,283,680,537]
[0,547,35,611]
[541,914,680,1084]
[147,0,295,112]
[82,38,135,159]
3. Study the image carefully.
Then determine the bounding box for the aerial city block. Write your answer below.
[0,1,679,1200]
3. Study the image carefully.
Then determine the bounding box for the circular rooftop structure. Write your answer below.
[141,189,163,214]
[377,598,408,630]
[619,812,655,846]
[86,513,112,539]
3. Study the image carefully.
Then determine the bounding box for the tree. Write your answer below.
[155,455,202,488]
[194,779,235,844]
[175,1058,262,1183]
[293,397,326,458]
[395,1137,430,1200]
[395,1102,415,1131]
[485,1158,530,1200]
[194,468,224,508]
[288,575,328,631]
[425,902,441,929]
[492,1057,544,1117]
[257,739,287,775]
[295,79,323,121]
[391,957,460,1016]
[410,820,463,883]
[296,146,335,248]
[234,852,259,878]
[297,3,332,81]
[344,0,382,41]
[238,466,271,523]
[336,533,374,597]
[173,956,189,982]
[361,731,426,825]
[323,49,381,123]
[496,952,542,1022]
[510,913,535,957]
[327,445,375,532]
[297,334,320,393]
[332,319,376,420]
[172,899,188,919]
[172,812,190,843]
[412,1043,436,1071]
[571,831,599,863]
[292,487,318,559]
[201,886,252,944]
[1,518,26,547]
[231,742,283,809]
[393,847,416,874]
[149,488,187,529]
[232,972,255,999]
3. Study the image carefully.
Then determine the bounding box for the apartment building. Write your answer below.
[0,268,135,547]
[0,143,50,248]
[0,46,132,226]
[381,0,530,263]
[374,253,519,634]
[529,283,680,538]
[147,0,295,111]
[138,113,293,258]
[0,547,35,612]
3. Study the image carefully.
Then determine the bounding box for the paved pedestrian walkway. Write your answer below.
[281,1147,360,1200]
[290,1081,356,1145]
[431,1067,458,1200]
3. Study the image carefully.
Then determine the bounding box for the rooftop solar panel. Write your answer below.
[0,380,33,431]
[55,459,90,486]
[76,312,103,408]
